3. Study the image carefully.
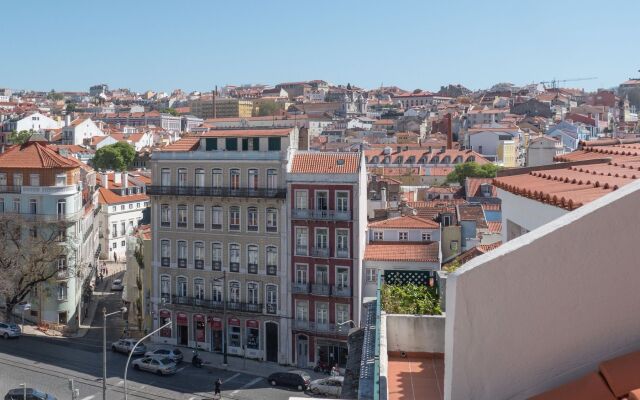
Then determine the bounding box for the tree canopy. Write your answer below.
[163,107,179,116]
[257,101,280,117]
[92,142,136,171]
[8,130,32,145]
[446,162,500,186]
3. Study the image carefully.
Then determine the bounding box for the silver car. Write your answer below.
[131,356,177,375]
[0,322,21,339]
[309,376,344,397]
[111,338,147,355]
[144,347,183,363]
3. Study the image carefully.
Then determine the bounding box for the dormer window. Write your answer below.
[55,174,66,186]
[481,183,492,196]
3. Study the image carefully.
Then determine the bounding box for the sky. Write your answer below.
[2,0,639,93]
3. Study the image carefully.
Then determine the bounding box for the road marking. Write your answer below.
[224,372,241,383]
[116,379,124,386]
[176,366,187,373]
[80,396,95,400]
[230,377,262,395]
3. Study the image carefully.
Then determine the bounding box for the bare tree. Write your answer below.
[0,215,70,320]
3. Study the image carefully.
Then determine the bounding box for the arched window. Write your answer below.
[247,207,258,231]
[247,245,258,274]
[266,246,277,275]
[194,278,205,300]
[229,281,241,303]
[211,168,222,189]
[160,275,170,303]
[176,277,187,298]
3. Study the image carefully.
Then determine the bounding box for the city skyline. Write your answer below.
[2,0,639,93]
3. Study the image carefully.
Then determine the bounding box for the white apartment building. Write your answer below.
[61,117,104,146]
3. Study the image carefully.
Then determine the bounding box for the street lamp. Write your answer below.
[212,271,227,365]
[123,320,172,400]
[19,383,26,400]
[102,306,127,400]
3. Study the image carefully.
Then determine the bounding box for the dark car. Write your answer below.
[4,388,57,400]
[267,370,311,391]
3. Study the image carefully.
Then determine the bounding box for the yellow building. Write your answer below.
[497,140,517,168]
[190,97,254,119]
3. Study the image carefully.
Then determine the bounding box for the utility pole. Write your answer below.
[223,270,227,365]
[212,86,217,119]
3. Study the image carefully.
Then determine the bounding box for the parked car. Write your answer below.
[131,356,177,376]
[144,347,183,363]
[267,370,311,391]
[0,322,21,339]
[111,279,124,291]
[309,376,344,397]
[4,388,57,400]
[111,338,146,355]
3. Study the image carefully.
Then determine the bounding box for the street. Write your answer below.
[0,275,313,400]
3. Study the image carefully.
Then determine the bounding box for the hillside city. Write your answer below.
[1,74,640,400]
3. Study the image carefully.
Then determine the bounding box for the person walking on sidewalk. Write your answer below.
[214,378,222,398]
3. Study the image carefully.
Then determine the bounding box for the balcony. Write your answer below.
[0,209,83,223]
[195,260,204,269]
[1,185,78,196]
[147,185,287,199]
[311,283,330,296]
[177,221,187,228]
[0,186,22,194]
[227,301,263,313]
[161,221,170,227]
[294,320,311,330]
[315,322,334,333]
[178,259,187,268]
[336,248,350,258]
[292,209,352,221]
[266,225,277,233]
[161,257,170,267]
[292,283,310,294]
[332,285,352,297]
[230,262,240,272]
[169,296,264,314]
[311,247,330,257]
[295,246,308,256]
[248,263,258,274]
[247,225,258,232]
[292,320,349,335]
[212,261,222,271]
[267,265,277,275]
[266,303,277,314]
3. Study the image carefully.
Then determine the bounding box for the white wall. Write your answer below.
[498,188,567,242]
[385,314,445,353]
[445,180,640,400]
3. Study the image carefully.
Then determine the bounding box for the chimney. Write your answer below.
[121,172,128,188]
[114,172,121,185]
[101,173,108,189]
[65,114,71,127]
[446,113,453,149]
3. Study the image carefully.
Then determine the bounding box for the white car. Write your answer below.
[309,376,344,397]
[132,356,177,376]
[144,347,184,363]
[111,279,124,291]
[111,338,147,355]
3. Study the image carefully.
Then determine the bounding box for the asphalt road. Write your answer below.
[0,275,314,400]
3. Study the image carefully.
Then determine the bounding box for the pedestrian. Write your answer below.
[214,378,222,397]
[331,364,339,377]
[114,252,118,263]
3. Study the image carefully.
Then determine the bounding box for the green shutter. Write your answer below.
[268,137,281,151]
[226,138,238,151]
[252,137,260,150]
[242,138,249,151]
[205,138,217,151]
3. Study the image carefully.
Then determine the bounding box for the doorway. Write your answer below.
[265,322,278,362]
[178,325,188,346]
[297,335,308,368]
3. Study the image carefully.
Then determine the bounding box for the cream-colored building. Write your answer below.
[190,97,254,119]
[148,127,298,364]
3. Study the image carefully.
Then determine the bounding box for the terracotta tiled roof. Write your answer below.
[0,141,81,169]
[482,203,501,211]
[98,188,149,205]
[365,148,489,166]
[486,221,502,233]
[465,177,497,198]
[364,241,439,262]
[203,128,292,137]
[161,136,200,152]
[368,215,440,229]
[290,152,361,174]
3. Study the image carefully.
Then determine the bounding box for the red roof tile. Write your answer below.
[364,242,439,262]
[486,221,502,233]
[368,215,439,229]
[98,188,149,205]
[290,152,360,174]
[161,136,200,152]
[529,372,615,400]
[0,141,81,169]
[203,128,292,137]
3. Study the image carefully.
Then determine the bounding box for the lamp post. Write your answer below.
[103,306,127,400]
[213,271,227,365]
[19,383,26,400]
[123,321,172,400]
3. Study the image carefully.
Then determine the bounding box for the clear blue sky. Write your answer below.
[3,0,639,93]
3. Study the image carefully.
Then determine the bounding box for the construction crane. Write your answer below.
[539,77,598,90]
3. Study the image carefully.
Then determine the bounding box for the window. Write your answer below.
[195,168,205,188]
[244,206,259,231]
[121,205,125,211]
[0,198,3,213]
[422,232,431,241]
[212,282,223,302]
[267,169,277,190]
[315,191,328,211]
[373,231,383,241]
[206,137,218,151]
[160,240,170,267]
[57,283,67,301]
[247,282,259,304]
[194,205,204,229]
[30,174,39,187]
[398,231,409,241]
[211,168,222,188]
[316,265,329,285]
[112,223,117,238]
[160,276,170,302]
[229,206,240,230]
[120,222,126,236]
[194,278,205,300]
[336,267,349,288]
[136,203,140,208]
[177,205,187,228]
[336,229,349,257]
[176,277,187,297]
[194,242,204,269]
[177,241,187,268]
[315,228,328,256]
[129,203,133,209]
[229,169,240,190]
[229,324,241,348]
[29,225,37,238]
[266,208,277,232]
[267,137,281,151]
[248,169,258,190]
[177,168,187,187]
[295,301,308,321]
[0,173,6,186]
[121,240,125,247]
[450,240,459,251]
[247,245,258,274]
[229,281,240,303]
[295,227,308,255]
[226,138,238,151]
[29,199,37,214]
[266,284,277,314]
[336,304,349,325]
[161,204,170,227]
[229,244,240,272]
[57,199,66,216]
[161,168,171,186]
[211,206,223,229]
[295,264,308,284]
[316,302,328,325]
[13,173,23,187]
[295,190,308,210]
[336,191,349,212]
[211,242,222,270]
[13,198,20,213]
[266,246,277,275]
[366,268,377,283]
